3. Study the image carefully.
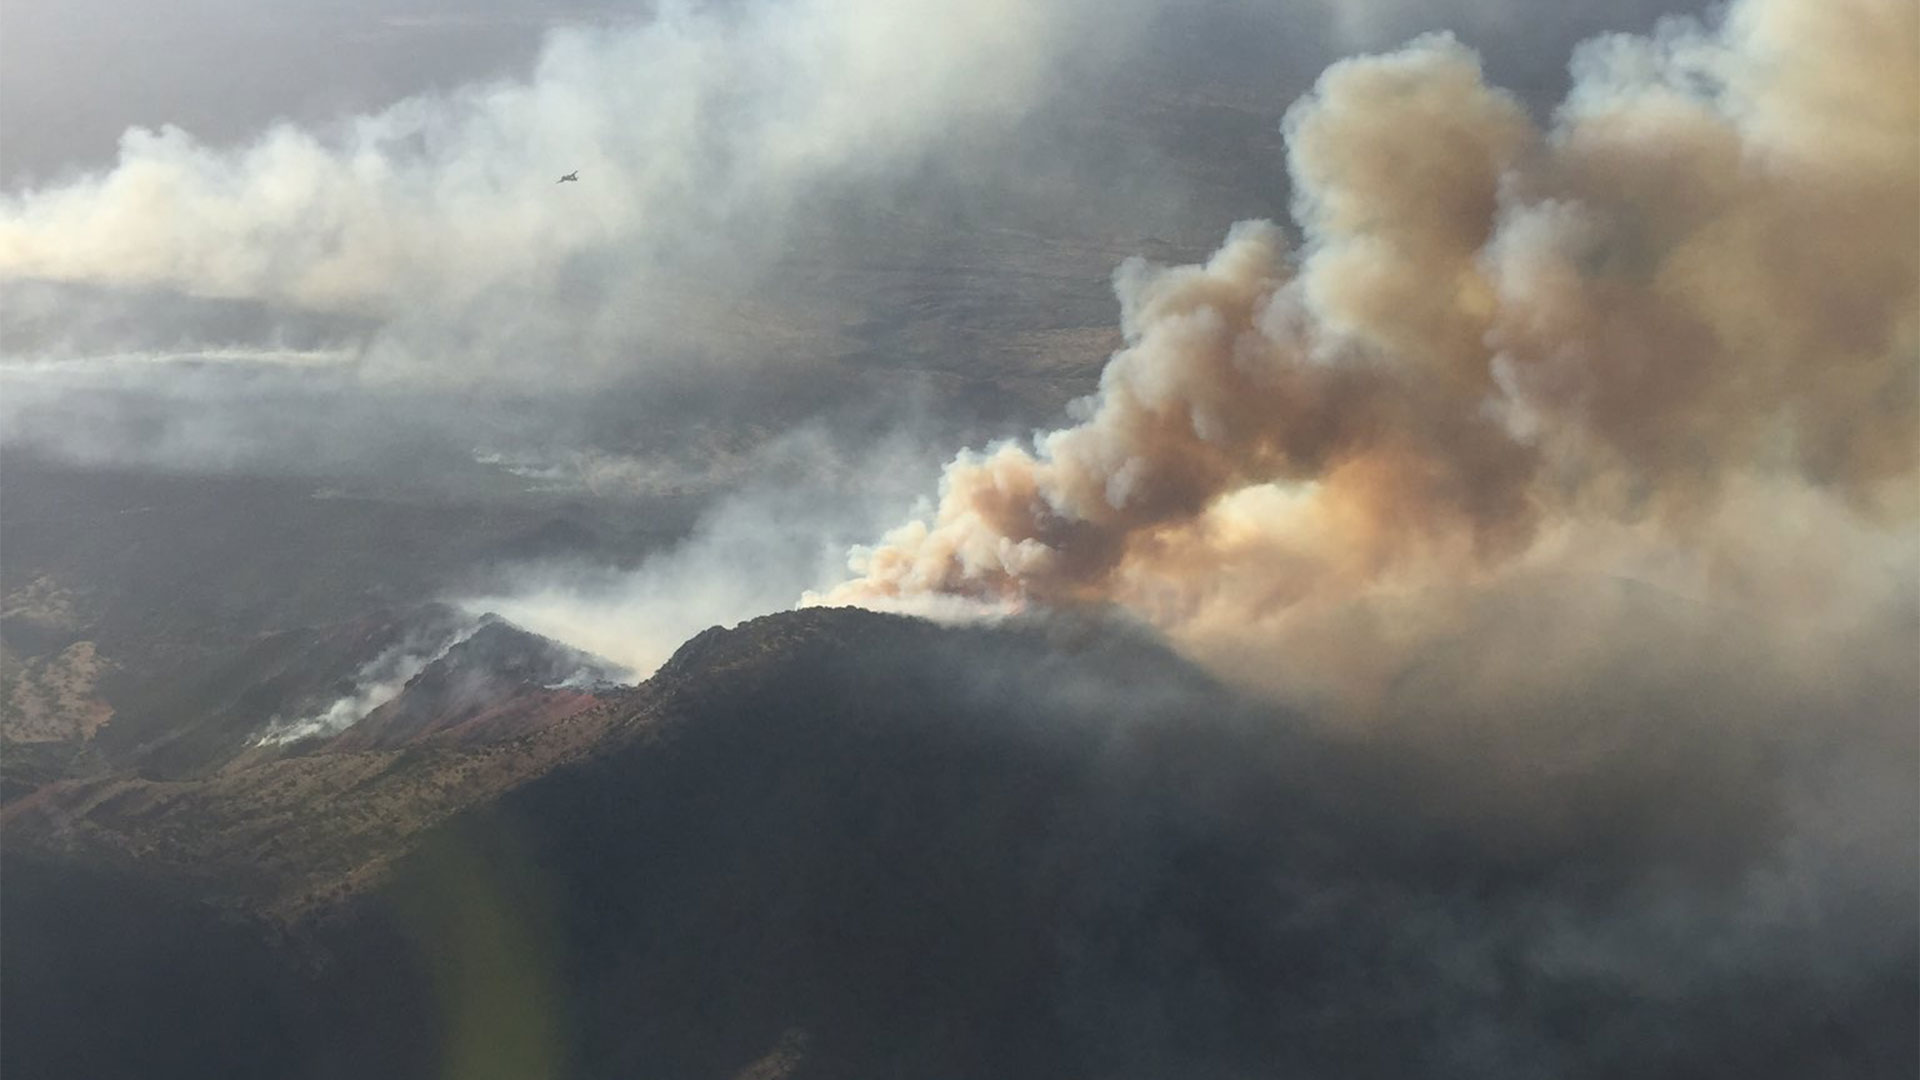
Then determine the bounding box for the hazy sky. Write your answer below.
[1,0,621,183]
[1,0,1698,183]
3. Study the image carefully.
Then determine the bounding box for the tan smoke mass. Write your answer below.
[818,0,1918,704]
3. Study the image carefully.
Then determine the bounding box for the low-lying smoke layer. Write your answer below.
[0,0,1065,315]
[0,0,1150,404]
[820,0,1918,704]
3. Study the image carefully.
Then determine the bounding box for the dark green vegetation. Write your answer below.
[6,608,1913,1079]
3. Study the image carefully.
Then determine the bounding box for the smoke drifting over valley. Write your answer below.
[0,0,1714,479]
[2,0,1081,320]
[1,0,1914,1075]
[1,0,1147,481]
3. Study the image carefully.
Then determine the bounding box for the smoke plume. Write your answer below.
[255,615,484,745]
[468,424,946,677]
[820,0,1918,707]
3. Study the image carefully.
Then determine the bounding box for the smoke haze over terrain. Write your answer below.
[0,0,1914,1075]
[7,0,1904,780]
[2,0,1704,477]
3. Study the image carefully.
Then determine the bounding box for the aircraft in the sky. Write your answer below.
[558,171,579,183]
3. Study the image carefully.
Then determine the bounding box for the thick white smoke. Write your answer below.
[0,0,1134,385]
[467,425,948,677]
[0,0,1062,310]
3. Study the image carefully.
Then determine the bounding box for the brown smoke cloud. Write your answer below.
[817,0,1918,709]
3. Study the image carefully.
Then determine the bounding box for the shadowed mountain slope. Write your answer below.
[4,608,1914,1079]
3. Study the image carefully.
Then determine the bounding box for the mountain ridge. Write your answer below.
[4,605,1914,1079]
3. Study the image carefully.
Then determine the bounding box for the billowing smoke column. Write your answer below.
[821,0,1918,671]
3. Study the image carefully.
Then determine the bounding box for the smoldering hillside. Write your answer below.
[7,608,1913,1078]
